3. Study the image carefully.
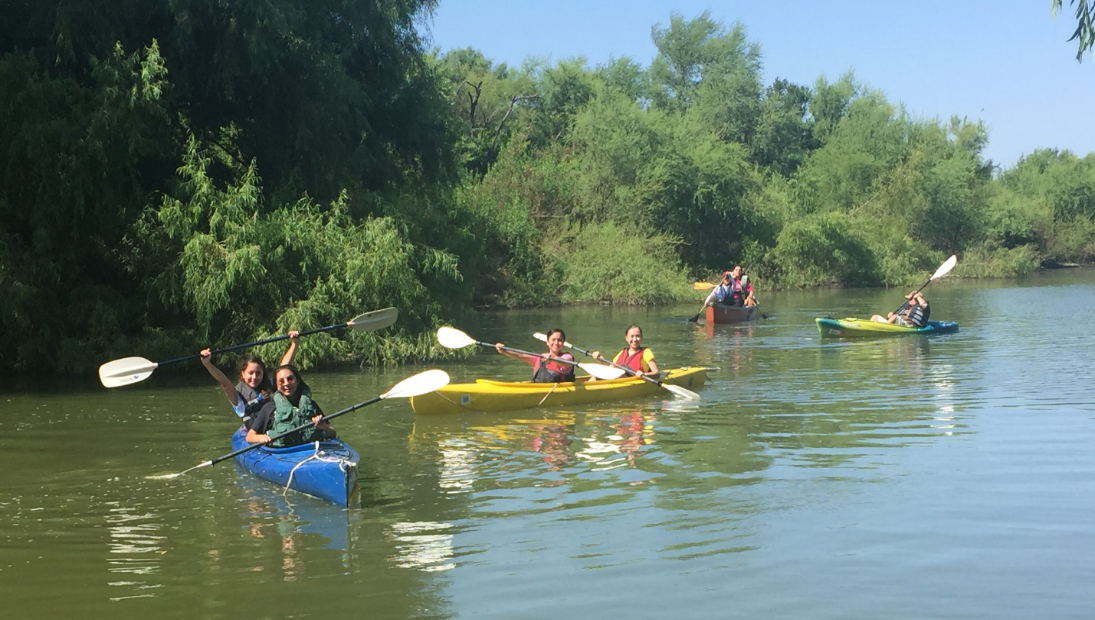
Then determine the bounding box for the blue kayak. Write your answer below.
[230,427,359,507]
[816,317,960,337]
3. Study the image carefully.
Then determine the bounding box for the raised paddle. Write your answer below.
[891,255,957,316]
[150,369,450,479]
[533,332,700,401]
[99,307,399,388]
[435,327,626,380]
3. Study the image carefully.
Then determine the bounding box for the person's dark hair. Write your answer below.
[625,325,642,337]
[273,364,309,398]
[545,328,566,341]
[236,356,271,392]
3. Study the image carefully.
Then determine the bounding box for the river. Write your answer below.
[3,270,1095,619]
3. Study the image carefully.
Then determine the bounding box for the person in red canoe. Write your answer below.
[495,328,576,383]
[590,325,660,381]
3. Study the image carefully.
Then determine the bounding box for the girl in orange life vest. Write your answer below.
[495,328,577,383]
[590,325,660,381]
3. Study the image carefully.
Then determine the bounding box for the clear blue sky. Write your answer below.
[424,0,1094,169]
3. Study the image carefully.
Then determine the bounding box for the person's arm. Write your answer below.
[495,343,536,365]
[643,349,660,379]
[311,408,336,439]
[280,330,301,366]
[245,428,272,444]
[703,288,718,306]
[200,349,240,407]
[245,403,274,443]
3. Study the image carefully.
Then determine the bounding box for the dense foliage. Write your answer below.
[1,6,1092,373]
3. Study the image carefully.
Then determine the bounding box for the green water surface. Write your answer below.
[4,270,1095,619]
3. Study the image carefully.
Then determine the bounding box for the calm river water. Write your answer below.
[4,270,1095,619]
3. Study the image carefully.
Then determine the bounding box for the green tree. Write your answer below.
[1052,0,1095,60]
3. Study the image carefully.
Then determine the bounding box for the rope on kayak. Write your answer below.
[537,382,559,406]
[283,441,355,498]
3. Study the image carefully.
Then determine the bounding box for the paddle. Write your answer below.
[435,327,626,380]
[150,369,450,479]
[891,255,957,316]
[686,304,708,323]
[533,332,700,401]
[99,307,399,388]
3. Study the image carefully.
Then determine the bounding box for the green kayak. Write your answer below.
[816,317,959,337]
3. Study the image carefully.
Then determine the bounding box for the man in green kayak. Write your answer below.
[871,291,930,327]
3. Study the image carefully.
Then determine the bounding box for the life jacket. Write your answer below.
[729,276,751,305]
[235,381,269,427]
[714,284,734,305]
[614,347,647,373]
[901,304,927,328]
[269,388,325,448]
[532,354,576,383]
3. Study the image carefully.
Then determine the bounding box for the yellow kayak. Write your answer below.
[409,367,708,415]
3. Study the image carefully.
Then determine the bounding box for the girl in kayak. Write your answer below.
[246,364,337,446]
[495,328,577,383]
[199,330,301,429]
[591,325,660,380]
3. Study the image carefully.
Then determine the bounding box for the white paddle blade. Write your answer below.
[578,363,627,380]
[99,357,159,388]
[146,460,212,479]
[382,369,451,399]
[436,326,477,350]
[664,383,701,401]
[931,255,958,280]
[348,307,398,332]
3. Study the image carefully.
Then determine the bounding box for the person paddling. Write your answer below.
[495,328,576,383]
[246,364,336,446]
[727,265,757,307]
[702,271,735,307]
[702,266,756,308]
[199,330,301,429]
[871,291,930,327]
[590,325,660,382]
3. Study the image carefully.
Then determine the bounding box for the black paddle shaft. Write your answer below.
[156,320,357,367]
[479,340,583,368]
[209,396,382,466]
[892,277,933,316]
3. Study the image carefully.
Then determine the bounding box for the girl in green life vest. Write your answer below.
[245,364,337,448]
[199,330,301,428]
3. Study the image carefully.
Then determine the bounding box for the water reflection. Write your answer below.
[105,501,164,601]
[233,468,353,580]
[386,521,455,572]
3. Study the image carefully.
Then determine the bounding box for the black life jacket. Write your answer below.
[532,355,576,383]
[236,381,269,428]
[902,304,927,328]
